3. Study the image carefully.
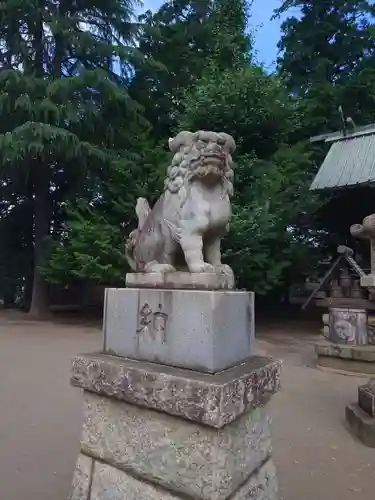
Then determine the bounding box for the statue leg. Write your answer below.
[205,236,234,286]
[205,237,222,266]
[180,232,215,273]
[158,238,178,272]
[143,227,177,273]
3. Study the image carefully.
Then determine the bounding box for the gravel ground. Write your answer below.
[0,313,373,500]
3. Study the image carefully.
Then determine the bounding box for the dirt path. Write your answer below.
[257,331,374,499]
[0,314,373,500]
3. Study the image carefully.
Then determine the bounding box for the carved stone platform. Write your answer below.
[346,379,375,447]
[71,353,281,428]
[315,340,375,374]
[103,287,254,373]
[69,278,281,499]
[126,271,235,290]
[70,354,281,500]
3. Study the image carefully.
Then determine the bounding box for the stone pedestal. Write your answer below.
[69,277,281,500]
[346,379,375,447]
[103,287,254,373]
[315,341,375,374]
[315,307,375,374]
[70,354,281,500]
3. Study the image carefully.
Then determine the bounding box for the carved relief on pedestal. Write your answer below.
[328,308,368,345]
[302,245,375,344]
[137,302,168,344]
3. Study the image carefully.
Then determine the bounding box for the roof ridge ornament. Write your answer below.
[339,105,356,137]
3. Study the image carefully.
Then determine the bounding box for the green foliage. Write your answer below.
[275,0,375,135]
[180,66,300,157]
[42,201,128,285]
[5,0,375,308]
[129,0,252,139]
[276,0,375,251]
[275,0,375,93]
[42,141,170,284]
[208,0,252,70]
[179,64,321,293]
[0,0,147,314]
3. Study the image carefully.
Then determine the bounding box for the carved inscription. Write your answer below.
[137,302,168,344]
[137,303,152,336]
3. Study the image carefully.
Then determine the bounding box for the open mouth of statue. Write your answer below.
[194,164,225,186]
[197,153,226,176]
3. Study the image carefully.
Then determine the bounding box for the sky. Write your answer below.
[140,0,289,70]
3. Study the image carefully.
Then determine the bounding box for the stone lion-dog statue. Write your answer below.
[125,130,236,281]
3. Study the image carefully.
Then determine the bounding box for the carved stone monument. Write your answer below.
[125,130,236,287]
[306,242,375,374]
[68,131,281,500]
[346,378,375,447]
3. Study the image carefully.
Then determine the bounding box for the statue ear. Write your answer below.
[169,131,194,153]
[135,198,151,228]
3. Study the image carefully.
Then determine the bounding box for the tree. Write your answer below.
[207,0,251,70]
[275,1,375,93]
[0,0,145,316]
[129,0,212,140]
[42,0,253,288]
[179,65,321,293]
[274,0,375,133]
[130,0,252,139]
[275,0,375,249]
[0,177,33,308]
[41,139,169,285]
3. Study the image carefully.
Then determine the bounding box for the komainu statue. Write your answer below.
[125,130,236,278]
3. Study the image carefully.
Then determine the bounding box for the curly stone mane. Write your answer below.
[164,130,235,196]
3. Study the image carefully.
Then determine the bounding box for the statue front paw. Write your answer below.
[215,264,233,276]
[215,264,235,289]
[189,263,216,273]
[145,262,176,273]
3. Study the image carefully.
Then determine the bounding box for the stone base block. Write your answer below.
[315,341,375,374]
[70,454,278,500]
[361,274,375,288]
[126,270,235,290]
[69,454,93,500]
[69,354,281,500]
[78,391,272,500]
[345,403,375,448]
[103,287,254,373]
[358,381,375,417]
[71,353,281,428]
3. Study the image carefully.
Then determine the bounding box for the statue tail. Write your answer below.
[136,198,151,229]
[125,231,139,271]
[125,249,137,271]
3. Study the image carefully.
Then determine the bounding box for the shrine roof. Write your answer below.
[310,124,375,191]
[302,246,365,310]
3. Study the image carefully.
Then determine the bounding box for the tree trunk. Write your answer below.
[28,164,51,318]
[28,8,52,319]
[23,272,33,311]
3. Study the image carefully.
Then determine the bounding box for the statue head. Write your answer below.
[165,130,236,195]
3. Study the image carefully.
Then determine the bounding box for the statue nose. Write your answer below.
[208,143,222,154]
